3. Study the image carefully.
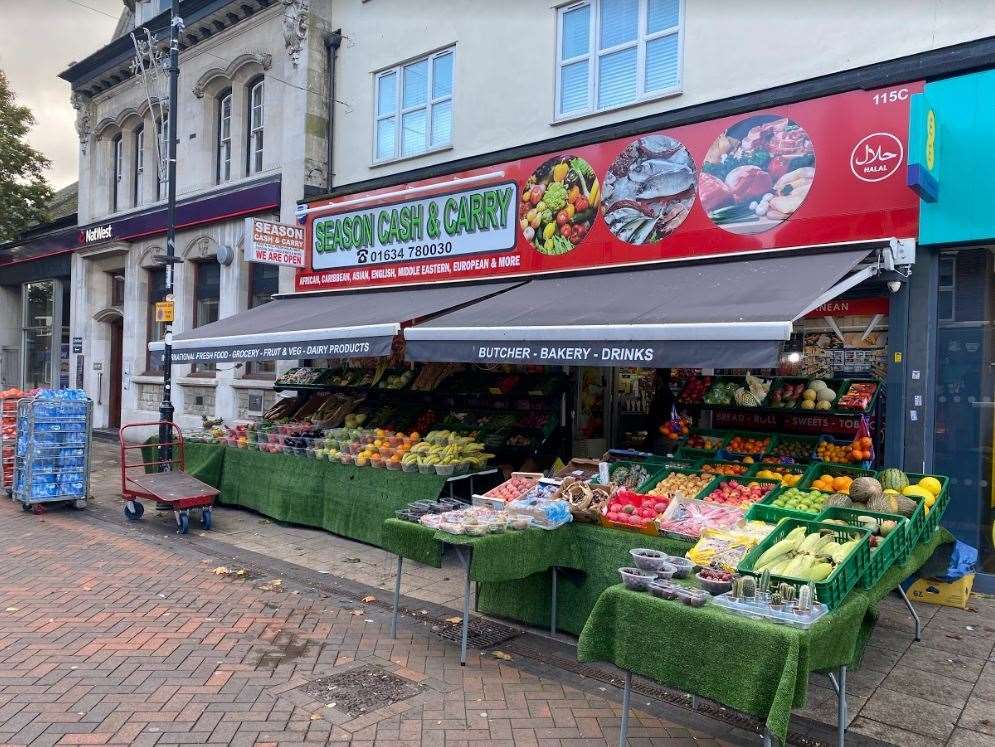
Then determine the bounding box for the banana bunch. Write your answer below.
[753,526,861,582]
[400,436,494,467]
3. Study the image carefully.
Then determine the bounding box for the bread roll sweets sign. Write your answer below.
[299,83,922,293]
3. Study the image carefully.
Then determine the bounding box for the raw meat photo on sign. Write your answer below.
[699,115,816,234]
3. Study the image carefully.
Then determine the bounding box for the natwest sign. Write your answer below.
[299,83,922,293]
[79,224,113,245]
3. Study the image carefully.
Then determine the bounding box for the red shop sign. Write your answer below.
[803,297,890,318]
[298,83,922,293]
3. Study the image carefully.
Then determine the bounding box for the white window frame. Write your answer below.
[247,80,264,175]
[554,0,684,121]
[134,126,145,207]
[112,135,123,211]
[373,47,454,164]
[217,90,232,183]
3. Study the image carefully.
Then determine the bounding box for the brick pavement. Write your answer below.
[0,496,754,746]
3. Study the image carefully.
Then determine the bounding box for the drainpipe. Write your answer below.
[325,30,343,192]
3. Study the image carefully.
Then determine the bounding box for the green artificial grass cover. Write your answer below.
[576,527,952,743]
[219,447,446,547]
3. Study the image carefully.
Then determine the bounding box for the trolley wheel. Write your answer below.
[124,501,145,521]
[200,508,212,530]
[177,511,189,535]
[74,498,87,510]
[31,504,46,515]
[20,501,30,512]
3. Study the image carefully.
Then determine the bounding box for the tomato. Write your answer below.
[530,186,543,204]
[556,210,569,226]
[575,197,589,212]
[560,224,572,237]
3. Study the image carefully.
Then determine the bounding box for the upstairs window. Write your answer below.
[557,0,682,118]
[134,126,145,206]
[156,116,169,201]
[112,134,123,211]
[374,48,453,162]
[247,79,264,175]
[217,90,232,183]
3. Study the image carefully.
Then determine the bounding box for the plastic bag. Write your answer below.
[850,416,874,465]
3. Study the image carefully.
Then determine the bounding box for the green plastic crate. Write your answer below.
[720,430,775,457]
[747,485,828,523]
[738,518,872,611]
[594,461,659,491]
[698,459,760,479]
[886,472,950,546]
[801,463,875,491]
[817,506,909,587]
[698,476,781,509]
[766,434,820,463]
[681,429,731,453]
[834,378,881,415]
[763,377,848,410]
[674,446,721,461]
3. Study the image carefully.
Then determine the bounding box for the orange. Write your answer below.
[832,475,852,492]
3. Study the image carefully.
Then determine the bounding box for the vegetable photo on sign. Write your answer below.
[700,115,816,235]
[602,135,697,245]
[520,154,600,255]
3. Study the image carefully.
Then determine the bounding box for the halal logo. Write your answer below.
[850,132,904,183]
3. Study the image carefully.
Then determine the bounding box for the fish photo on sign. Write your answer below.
[699,114,816,235]
[601,135,697,245]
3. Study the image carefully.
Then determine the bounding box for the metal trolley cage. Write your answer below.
[0,393,29,497]
[119,421,219,534]
[12,396,92,512]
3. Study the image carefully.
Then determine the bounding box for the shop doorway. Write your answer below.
[107,318,123,429]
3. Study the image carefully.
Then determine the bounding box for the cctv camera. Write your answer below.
[887,280,902,294]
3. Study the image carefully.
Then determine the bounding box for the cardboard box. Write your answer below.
[906,573,975,609]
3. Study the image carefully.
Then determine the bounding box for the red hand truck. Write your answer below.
[119,421,219,534]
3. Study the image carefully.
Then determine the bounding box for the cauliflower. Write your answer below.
[543,181,568,212]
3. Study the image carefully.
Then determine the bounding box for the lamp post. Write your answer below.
[158,0,182,462]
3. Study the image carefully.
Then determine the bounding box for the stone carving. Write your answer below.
[71,92,94,155]
[282,0,309,67]
[192,53,273,98]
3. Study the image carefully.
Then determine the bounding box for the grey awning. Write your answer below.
[404,249,875,368]
[150,280,521,363]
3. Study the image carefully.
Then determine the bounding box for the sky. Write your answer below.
[0,0,121,190]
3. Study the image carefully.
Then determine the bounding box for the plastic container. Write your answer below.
[737,519,872,611]
[629,548,670,572]
[800,463,875,490]
[893,472,950,545]
[648,580,680,599]
[418,463,435,475]
[435,464,455,477]
[386,460,402,470]
[816,506,909,587]
[654,563,678,580]
[747,487,825,524]
[618,567,655,591]
[401,462,418,473]
[695,571,734,595]
[666,556,694,579]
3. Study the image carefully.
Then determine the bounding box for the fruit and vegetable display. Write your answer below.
[686,433,724,451]
[748,524,863,582]
[767,437,814,462]
[645,471,713,499]
[712,575,828,628]
[398,431,492,474]
[754,467,803,486]
[701,479,775,507]
[826,471,943,517]
[808,472,856,494]
[701,461,751,476]
[700,115,815,235]
[696,567,735,595]
[275,367,332,387]
[658,500,745,539]
[420,505,515,535]
[822,513,901,552]
[678,376,713,405]
[725,435,770,455]
[394,496,466,523]
[702,381,738,406]
[768,487,828,515]
[659,415,690,442]
[814,438,857,464]
[483,474,540,503]
[603,489,671,531]
[555,477,614,521]
[603,462,652,490]
[602,135,696,245]
[520,154,600,255]
[837,382,878,411]
[686,523,773,571]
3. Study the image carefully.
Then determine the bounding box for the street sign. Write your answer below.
[155,300,174,322]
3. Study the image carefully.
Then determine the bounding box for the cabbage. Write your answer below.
[543,182,568,211]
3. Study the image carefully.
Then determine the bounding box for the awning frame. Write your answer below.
[404,321,792,342]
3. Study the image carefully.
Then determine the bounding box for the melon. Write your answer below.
[894,495,917,518]
[816,389,837,403]
[868,492,899,514]
[850,476,883,504]
[878,468,910,492]
[826,492,853,508]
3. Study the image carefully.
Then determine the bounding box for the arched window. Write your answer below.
[246,78,264,175]
[156,116,169,201]
[112,134,123,211]
[134,125,145,206]
[216,89,232,183]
